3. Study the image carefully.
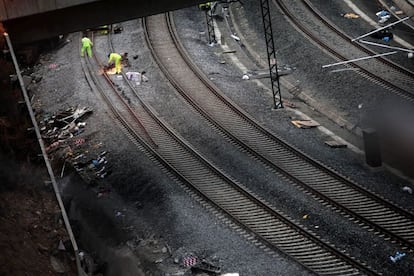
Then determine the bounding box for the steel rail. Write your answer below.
[82,24,379,275]
[273,0,414,103]
[143,12,414,254]
[375,0,414,30]
[301,0,414,77]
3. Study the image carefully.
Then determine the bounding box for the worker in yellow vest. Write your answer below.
[199,2,212,11]
[108,53,125,74]
[81,36,93,57]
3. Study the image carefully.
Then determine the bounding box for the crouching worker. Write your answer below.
[199,2,212,11]
[107,53,124,74]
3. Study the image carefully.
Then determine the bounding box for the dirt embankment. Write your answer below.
[0,34,77,275]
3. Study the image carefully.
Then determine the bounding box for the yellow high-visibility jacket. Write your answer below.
[108,53,122,64]
[199,2,211,10]
[81,37,93,47]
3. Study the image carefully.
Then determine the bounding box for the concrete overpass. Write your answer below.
[1,0,207,44]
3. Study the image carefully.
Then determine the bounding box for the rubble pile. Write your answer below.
[39,106,114,202]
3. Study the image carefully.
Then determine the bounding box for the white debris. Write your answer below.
[402,186,413,194]
[126,71,148,85]
[242,74,250,80]
[230,34,240,41]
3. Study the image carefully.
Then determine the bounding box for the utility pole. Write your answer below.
[260,0,283,109]
[200,3,217,45]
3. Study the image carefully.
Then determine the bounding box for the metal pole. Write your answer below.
[322,51,398,68]
[260,0,283,109]
[3,32,83,276]
[359,40,414,53]
[205,9,217,44]
[351,17,410,41]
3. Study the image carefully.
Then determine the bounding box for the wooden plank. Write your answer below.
[0,1,7,20]
[291,120,320,129]
[325,140,347,148]
[2,0,39,19]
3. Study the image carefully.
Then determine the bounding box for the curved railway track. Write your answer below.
[80,31,380,275]
[376,0,414,30]
[273,0,414,102]
[143,12,414,254]
[302,0,414,77]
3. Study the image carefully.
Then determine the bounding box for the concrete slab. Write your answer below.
[56,0,97,9]
[2,0,40,19]
[0,1,7,20]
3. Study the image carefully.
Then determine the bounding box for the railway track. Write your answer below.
[376,0,414,30]
[80,30,380,275]
[143,12,414,255]
[273,0,414,102]
[302,0,414,77]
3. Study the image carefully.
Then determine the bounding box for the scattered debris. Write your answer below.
[283,100,296,108]
[133,55,139,60]
[402,186,413,194]
[74,137,86,146]
[60,161,66,178]
[97,186,111,198]
[390,252,406,263]
[50,255,66,273]
[58,239,66,251]
[72,150,112,182]
[325,140,347,148]
[342,13,359,19]
[291,120,320,129]
[191,259,221,274]
[182,255,198,267]
[126,71,148,85]
[48,63,59,69]
[221,274,239,276]
[230,34,240,41]
[242,74,250,80]
[330,68,360,73]
[113,26,123,34]
[314,225,319,229]
[222,50,236,54]
[370,28,393,41]
[395,10,403,15]
[39,106,93,159]
[302,214,308,219]
[376,10,391,24]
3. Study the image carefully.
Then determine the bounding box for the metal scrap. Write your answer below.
[191,259,221,275]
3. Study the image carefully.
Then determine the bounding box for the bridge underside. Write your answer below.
[2,0,206,44]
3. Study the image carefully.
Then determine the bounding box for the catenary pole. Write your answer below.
[260,0,283,109]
